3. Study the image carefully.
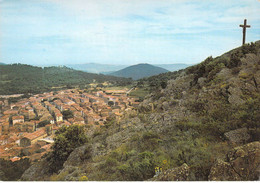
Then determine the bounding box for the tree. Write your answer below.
[62,110,74,120]
[108,101,114,106]
[37,120,50,128]
[160,81,167,89]
[47,125,88,173]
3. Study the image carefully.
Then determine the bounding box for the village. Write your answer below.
[0,87,140,162]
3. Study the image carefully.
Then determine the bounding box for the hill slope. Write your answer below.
[110,63,169,80]
[20,41,260,181]
[0,64,131,95]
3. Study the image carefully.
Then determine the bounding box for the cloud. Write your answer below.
[1,0,260,65]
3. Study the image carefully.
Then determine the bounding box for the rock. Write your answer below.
[217,68,232,79]
[208,159,240,181]
[148,163,190,181]
[197,77,207,87]
[254,70,260,88]
[241,53,259,66]
[162,101,169,111]
[228,87,245,105]
[224,128,250,144]
[138,100,153,112]
[63,144,92,167]
[20,158,51,181]
[209,141,260,181]
[57,166,84,181]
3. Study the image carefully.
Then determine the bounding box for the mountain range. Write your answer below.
[66,63,190,74]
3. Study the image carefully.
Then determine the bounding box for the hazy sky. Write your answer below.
[1,0,260,66]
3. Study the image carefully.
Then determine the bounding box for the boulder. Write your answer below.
[209,141,260,181]
[228,87,244,105]
[224,127,250,144]
[148,163,189,181]
[197,77,207,87]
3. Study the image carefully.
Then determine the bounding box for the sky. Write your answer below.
[0,0,260,66]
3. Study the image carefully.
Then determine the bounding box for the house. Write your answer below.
[0,135,8,145]
[12,116,24,125]
[10,156,21,162]
[55,112,63,122]
[3,110,18,116]
[19,128,47,146]
[74,117,85,124]
[2,122,9,134]
[22,122,35,132]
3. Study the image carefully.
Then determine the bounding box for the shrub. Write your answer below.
[0,158,31,181]
[121,151,155,181]
[62,110,74,120]
[47,125,88,173]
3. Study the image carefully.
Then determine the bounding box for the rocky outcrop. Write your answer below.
[148,163,190,181]
[224,127,250,144]
[63,144,92,167]
[20,158,51,181]
[209,141,260,181]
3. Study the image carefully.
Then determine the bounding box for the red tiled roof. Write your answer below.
[12,115,24,120]
[10,156,21,162]
[23,128,46,140]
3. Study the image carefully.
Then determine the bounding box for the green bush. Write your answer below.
[47,125,88,173]
[0,158,31,181]
[116,151,155,181]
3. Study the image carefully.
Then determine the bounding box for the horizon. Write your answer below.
[1,0,260,66]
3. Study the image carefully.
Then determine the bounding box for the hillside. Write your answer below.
[67,63,128,74]
[110,63,169,80]
[0,64,132,95]
[16,41,260,181]
[0,62,6,65]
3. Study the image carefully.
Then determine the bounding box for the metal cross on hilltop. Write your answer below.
[239,19,251,45]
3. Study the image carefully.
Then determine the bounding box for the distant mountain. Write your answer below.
[66,63,190,74]
[0,62,6,65]
[0,64,132,95]
[110,63,169,80]
[154,64,190,71]
[67,63,128,74]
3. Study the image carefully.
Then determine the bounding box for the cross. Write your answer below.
[239,19,250,45]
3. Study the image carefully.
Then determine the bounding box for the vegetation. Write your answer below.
[0,64,132,95]
[62,110,74,120]
[47,125,88,173]
[0,158,31,181]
